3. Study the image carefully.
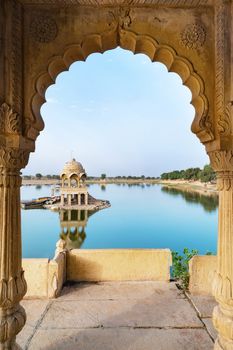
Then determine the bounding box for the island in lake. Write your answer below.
[21,158,110,212]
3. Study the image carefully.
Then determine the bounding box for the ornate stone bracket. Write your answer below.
[0,148,30,171]
[0,103,22,136]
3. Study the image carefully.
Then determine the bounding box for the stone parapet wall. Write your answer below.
[67,249,172,282]
[189,255,217,296]
[23,251,218,298]
[23,251,66,299]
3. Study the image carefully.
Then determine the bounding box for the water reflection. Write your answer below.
[161,186,218,213]
[59,210,96,250]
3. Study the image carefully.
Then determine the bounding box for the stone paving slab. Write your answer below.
[40,298,203,329]
[188,295,217,318]
[203,318,217,341]
[16,282,215,350]
[60,281,185,301]
[27,328,213,350]
[21,300,50,326]
[17,300,50,349]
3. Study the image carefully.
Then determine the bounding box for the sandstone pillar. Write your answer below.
[0,148,29,349]
[78,195,81,206]
[209,151,233,349]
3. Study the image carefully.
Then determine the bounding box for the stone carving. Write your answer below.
[213,272,233,302]
[108,7,132,30]
[217,100,232,138]
[0,271,27,308]
[209,151,233,172]
[30,16,58,43]
[209,151,233,191]
[180,23,206,49]
[215,2,230,136]
[11,0,23,114]
[19,0,211,6]
[119,7,132,29]
[0,148,30,170]
[0,305,26,344]
[0,103,21,135]
[33,32,212,144]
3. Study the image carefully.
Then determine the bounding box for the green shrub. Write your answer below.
[172,248,214,290]
[172,248,199,290]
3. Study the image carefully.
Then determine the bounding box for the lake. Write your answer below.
[21,184,218,259]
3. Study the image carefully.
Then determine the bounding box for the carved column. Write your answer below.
[0,148,29,349]
[85,194,88,206]
[209,151,233,349]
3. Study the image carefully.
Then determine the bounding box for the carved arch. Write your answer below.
[31,29,214,144]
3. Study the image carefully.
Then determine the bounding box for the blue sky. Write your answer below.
[24,47,208,177]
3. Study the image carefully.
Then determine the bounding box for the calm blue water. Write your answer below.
[21,184,218,259]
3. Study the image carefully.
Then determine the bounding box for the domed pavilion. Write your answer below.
[60,159,88,207]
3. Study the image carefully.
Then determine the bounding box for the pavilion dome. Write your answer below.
[61,159,86,178]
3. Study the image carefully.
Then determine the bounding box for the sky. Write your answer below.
[23,47,208,177]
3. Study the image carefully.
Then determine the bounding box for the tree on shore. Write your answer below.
[160,165,216,183]
[101,174,106,180]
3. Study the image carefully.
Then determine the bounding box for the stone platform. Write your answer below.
[17,281,216,350]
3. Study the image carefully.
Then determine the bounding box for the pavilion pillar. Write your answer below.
[61,194,64,206]
[78,195,81,206]
[0,148,29,349]
[209,151,233,349]
[68,195,72,206]
[85,194,88,206]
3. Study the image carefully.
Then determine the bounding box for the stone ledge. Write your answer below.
[67,249,172,282]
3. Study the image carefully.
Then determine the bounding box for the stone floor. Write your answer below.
[17,281,217,350]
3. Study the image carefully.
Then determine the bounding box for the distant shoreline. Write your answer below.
[22,178,217,194]
[158,179,217,196]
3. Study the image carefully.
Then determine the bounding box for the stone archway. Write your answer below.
[33,30,213,143]
[0,1,232,349]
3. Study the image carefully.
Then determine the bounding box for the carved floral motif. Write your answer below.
[0,148,30,170]
[0,271,27,309]
[209,151,233,172]
[30,16,58,43]
[0,103,21,135]
[180,23,206,49]
[0,304,26,344]
[209,151,233,191]
[217,102,233,136]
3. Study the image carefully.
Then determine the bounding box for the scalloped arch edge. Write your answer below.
[30,30,214,144]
